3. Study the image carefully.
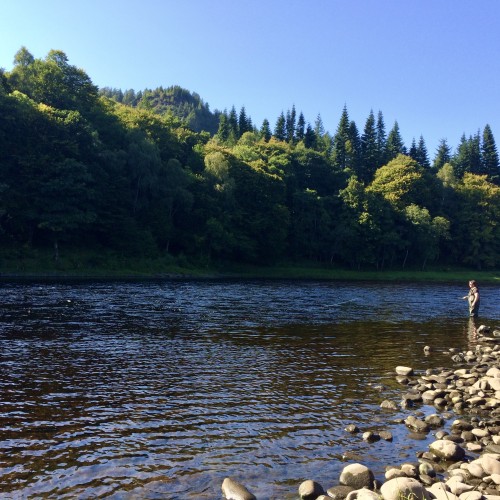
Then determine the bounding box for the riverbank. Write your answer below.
[0,249,498,283]
[223,323,500,500]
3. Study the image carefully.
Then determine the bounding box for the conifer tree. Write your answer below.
[376,110,387,167]
[361,110,378,182]
[216,111,230,142]
[331,105,351,170]
[296,112,305,141]
[481,124,499,183]
[260,118,272,142]
[416,136,430,168]
[386,121,406,160]
[304,124,317,149]
[228,106,239,138]
[238,106,250,137]
[286,105,296,142]
[433,139,452,170]
[274,112,286,141]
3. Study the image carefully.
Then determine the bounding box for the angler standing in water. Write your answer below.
[463,280,480,317]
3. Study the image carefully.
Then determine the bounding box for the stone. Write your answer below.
[379,431,393,441]
[385,468,406,480]
[380,477,431,500]
[425,414,445,428]
[446,476,475,495]
[380,400,398,410]
[396,366,414,376]
[339,464,375,490]
[326,485,355,500]
[405,415,430,433]
[346,489,381,500]
[419,462,436,477]
[458,492,483,500]
[299,479,325,500]
[345,424,360,433]
[480,455,500,475]
[221,477,256,500]
[429,439,466,461]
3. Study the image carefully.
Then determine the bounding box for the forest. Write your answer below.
[0,47,499,272]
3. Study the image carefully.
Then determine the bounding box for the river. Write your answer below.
[0,279,499,499]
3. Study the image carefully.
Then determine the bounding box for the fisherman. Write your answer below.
[463,280,480,317]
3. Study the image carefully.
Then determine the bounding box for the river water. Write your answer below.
[0,279,498,499]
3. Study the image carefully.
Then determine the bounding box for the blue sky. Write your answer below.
[2,0,499,156]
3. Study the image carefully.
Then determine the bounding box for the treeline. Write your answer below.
[0,47,499,270]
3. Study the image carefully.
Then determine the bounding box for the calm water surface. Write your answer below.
[0,279,499,499]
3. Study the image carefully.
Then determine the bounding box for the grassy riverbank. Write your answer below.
[0,248,498,283]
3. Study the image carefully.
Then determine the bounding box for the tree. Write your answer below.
[274,112,286,141]
[433,138,452,170]
[361,110,378,182]
[238,106,250,137]
[376,110,388,167]
[215,111,230,142]
[331,105,351,171]
[296,112,305,141]
[386,121,406,160]
[285,105,296,143]
[454,173,500,269]
[259,118,272,142]
[481,124,499,183]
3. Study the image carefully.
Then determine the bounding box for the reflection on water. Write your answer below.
[0,280,498,499]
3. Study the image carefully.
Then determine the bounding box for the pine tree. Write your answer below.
[274,112,286,141]
[260,118,272,142]
[386,121,406,160]
[361,110,378,182]
[285,105,296,142]
[481,124,500,183]
[331,105,351,170]
[409,138,418,162]
[238,106,250,137]
[228,106,239,138]
[416,136,430,168]
[376,110,387,167]
[296,112,305,141]
[304,124,317,149]
[433,139,452,170]
[216,111,230,142]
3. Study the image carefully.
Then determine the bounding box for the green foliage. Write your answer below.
[1,46,499,272]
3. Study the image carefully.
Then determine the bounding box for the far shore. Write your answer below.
[0,262,499,283]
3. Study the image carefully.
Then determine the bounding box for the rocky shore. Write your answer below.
[222,324,500,500]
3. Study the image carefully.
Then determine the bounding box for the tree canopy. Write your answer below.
[0,47,499,271]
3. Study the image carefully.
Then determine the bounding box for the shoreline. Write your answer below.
[223,323,500,500]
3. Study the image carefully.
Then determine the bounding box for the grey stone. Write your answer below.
[221,477,256,500]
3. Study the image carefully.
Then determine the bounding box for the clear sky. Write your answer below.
[2,0,499,156]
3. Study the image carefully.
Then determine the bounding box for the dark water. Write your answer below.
[0,279,498,499]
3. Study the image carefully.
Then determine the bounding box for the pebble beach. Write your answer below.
[221,323,500,500]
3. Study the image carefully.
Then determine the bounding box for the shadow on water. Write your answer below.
[0,280,498,499]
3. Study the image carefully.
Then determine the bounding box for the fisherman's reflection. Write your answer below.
[467,316,477,343]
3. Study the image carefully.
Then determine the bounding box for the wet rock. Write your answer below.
[380,400,398,410]
[326,485,354,500]
[345,424,360,434]
[429,439,466,461]
[299,479,325,500]
[379,431,393,441]
[339,463,375,490]
[396,366,414,376]
[405,415,430,433]
[362,431,380,443]
[221,477,256,500]
[425,414,445,428]
[380,477,430,500]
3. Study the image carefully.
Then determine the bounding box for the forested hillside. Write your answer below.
[1,47,499,272]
